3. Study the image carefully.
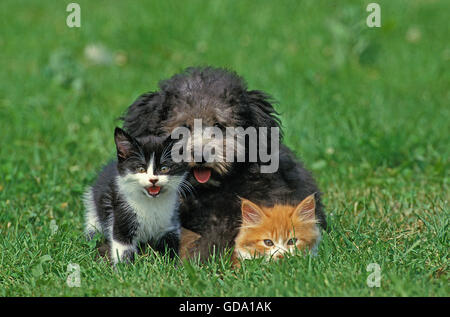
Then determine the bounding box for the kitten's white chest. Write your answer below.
[129,192,177,242]
[116,176,179,243]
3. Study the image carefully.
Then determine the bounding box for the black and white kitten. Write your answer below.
[83,127,189,264]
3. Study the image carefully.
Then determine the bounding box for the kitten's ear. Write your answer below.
[114,127,138,161]
[241,199,264,225]
[294,193,316,221]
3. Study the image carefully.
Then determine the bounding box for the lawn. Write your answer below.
[0,0,448,296]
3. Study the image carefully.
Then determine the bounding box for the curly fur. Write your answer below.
[121,66,326,261]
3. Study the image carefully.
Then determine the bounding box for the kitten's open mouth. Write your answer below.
[193,167,211,183]
[146,186,161,197]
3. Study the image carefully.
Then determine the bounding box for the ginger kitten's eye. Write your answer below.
[160,166,170,173]
[287,238,298,246]
[263,239,274,247]
[137,166,146,173]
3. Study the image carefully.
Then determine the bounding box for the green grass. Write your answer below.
[0,0,448,296]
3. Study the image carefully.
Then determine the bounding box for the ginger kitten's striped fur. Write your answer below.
[233,194,320,264]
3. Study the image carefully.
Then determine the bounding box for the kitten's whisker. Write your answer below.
[177,184,190,198]
[181,179,195,192]
[177,186,188,199]
[160,142,173,163]
[167,181,189,199]
[179,180,195,197]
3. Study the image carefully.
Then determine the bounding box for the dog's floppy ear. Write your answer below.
[120,91,166,139]
[244,90,282,136]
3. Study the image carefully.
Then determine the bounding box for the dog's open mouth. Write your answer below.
[146,186,161,197]
[193,167,211,183]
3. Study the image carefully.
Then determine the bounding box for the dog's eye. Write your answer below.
[287,238,297,246]
[160,166,170,173]
[263,239,274,247]
[137,166,146,173]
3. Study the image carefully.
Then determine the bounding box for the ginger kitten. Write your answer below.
[233,194,320,264]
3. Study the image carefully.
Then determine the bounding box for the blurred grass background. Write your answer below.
[0,0,448,296]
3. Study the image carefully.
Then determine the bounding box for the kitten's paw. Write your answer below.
[111,240,136,265]
[121,249,136,263]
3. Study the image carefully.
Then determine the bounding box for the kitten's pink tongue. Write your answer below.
[193,168,211,183]
[147,186,161,195]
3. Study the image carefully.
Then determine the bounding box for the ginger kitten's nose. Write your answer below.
[149,178,159,185]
